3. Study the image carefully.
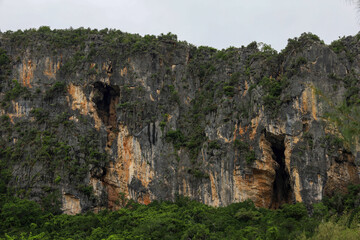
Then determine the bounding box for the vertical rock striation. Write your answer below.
[0,29,359,213]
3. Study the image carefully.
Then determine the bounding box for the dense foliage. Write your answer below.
[0,184,359,239]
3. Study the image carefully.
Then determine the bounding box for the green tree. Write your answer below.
[0,198,44,230]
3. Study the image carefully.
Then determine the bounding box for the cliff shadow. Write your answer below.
[92,82,120,148]
[265,131,294,208]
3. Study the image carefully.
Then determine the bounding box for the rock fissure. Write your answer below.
[265,132,294,208]
[92,82,120,148]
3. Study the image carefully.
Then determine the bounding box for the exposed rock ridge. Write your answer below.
[0,29,359,214]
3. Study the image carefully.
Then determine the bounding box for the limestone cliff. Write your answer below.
[0,28,359,214]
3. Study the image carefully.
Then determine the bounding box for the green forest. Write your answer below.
[1,185,360,240]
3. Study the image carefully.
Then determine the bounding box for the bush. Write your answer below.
[44,81,67,100]
[295,56,307,66]
[281,203,308,220]
[30,108,49,123]
[312,220,360,240]
[38,26,51,33]
[0,198,44,230]
[208,140,221,150]
[4,80,30,101]
[260,76,288,113]
[165,130,186,148]
[282,32,323,55]
[223,85,235,97]
[0,48,10,67]
[158,32,178,42]
[235,208,262,221]
[234,139,249,151]
[245,150,256,165]
[330,39,346,54]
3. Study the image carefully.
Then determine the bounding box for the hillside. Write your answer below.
[0,27,360,215]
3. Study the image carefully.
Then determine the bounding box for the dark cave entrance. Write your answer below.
[93,82,120,147]
[265,132,293,209]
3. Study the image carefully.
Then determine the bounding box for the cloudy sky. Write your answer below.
[0,0,358,50]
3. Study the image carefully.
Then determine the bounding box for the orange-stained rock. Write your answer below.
[120,67,127,77]
[250,115,261,140]
[209,172,220,206]
[324,151,360,196]
[102,124,154,209]
[61,193,81,215]
[284,137,292,175]
[7,101,31,123]
[301,87,317,120]
[243,80,249,96]
[3,32,360,214]
[233,134,276,208]
[139,193,151,205]
[67,83,102,130]
[238,124,248,136]
[292,168,303,202]
[216,128,232,143]
[20,59,35,88]
[43,57,60,79]
[311,88,318,120]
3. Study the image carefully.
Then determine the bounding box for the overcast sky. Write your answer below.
[0,0,359,50]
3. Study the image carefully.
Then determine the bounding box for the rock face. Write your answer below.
[0,29,359,213]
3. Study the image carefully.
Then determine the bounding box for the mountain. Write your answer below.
[0,27,359,214]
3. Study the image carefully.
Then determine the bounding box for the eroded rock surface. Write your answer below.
[0,30,359,212]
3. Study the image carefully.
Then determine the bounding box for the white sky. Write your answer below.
[0,0,359,51]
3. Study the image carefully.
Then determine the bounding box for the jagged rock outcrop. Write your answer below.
[0,28,359,214]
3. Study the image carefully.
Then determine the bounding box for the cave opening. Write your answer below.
[93,82,120,147]
[265,132,293,209]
